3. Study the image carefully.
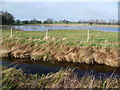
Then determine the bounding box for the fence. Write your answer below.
[3,27,118,46]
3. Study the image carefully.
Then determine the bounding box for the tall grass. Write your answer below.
[1,67,120,89]
[1,41,120,67]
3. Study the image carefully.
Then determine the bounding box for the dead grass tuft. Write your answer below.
[1,40,120,67]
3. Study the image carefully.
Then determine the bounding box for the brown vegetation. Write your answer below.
[1,67,120,89]
[1,40,120,67]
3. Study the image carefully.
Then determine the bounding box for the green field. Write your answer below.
[2,28,119,47]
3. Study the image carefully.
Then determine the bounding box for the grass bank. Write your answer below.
[41,23,120,27]
[1,23,120,27]
[1,29,120,67]
[1,67,120,89]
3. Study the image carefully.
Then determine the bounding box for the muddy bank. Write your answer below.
[1,41,120,67]
[2,67,120,89]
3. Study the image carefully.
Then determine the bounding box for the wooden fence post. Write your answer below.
[87,29,90,42]
[46,29,48,41]
[10,28,13,38]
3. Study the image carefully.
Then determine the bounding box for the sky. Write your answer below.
[1,1,118,21]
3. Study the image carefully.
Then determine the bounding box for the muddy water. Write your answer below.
[1,58,120,78]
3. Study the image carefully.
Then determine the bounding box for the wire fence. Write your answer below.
[3,27,118,46]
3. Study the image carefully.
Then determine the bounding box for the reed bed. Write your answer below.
[1,39,120,67]
[1,67,120,89]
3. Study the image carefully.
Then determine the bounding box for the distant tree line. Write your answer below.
[1,11,120,25]
[0,11,14,25]
[15,19,42,25]
[78,19,119,25]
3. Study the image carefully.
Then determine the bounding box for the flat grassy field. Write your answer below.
[43,23,120,27]
[1,23,120,28]
[2,28,119,47]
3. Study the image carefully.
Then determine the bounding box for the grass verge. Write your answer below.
[1,66,120,89]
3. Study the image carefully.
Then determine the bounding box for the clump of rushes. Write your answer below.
[1,67,120,89]
[2,67,26,89]
[1,40,120,67]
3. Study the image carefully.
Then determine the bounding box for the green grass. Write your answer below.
[42,23,120,27]
[2,28,119,47]
[1,67,120,89]
[1,23,120,28]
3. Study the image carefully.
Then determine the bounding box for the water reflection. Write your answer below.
[2,25,118,32]
[1,58,120,78]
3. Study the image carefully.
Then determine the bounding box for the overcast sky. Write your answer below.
[1,1,118,21]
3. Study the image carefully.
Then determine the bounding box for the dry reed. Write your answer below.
[1,40,120,67]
